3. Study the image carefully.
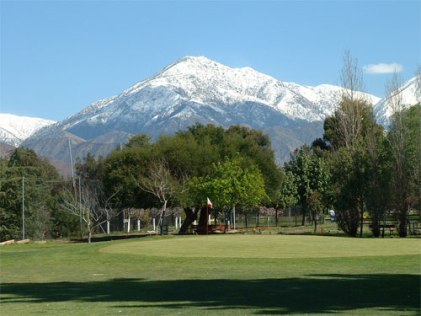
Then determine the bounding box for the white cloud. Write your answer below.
[363,63,403,74]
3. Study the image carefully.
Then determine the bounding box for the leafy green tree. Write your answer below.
[403,105,421,215]
[272,169,297,226]
[102,124,281,233]
[186,156,268,232]
[307,191,324,232]
[321,51,388,237]
[222,126,282,201]
[330,146,366,237]
[125,134,152,148]
[75,153,106,183]
[103,143,156,209]
[326,104,386,237]
[387,104,421,236]
[284,146,330,227]
[364,132,391,237]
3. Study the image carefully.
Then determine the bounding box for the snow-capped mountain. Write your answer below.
[35,56,379,135]
[24,56,381,167]
[374,76,421,126]
[0,113,55,147]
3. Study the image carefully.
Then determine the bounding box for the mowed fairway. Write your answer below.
[102,234,421,258]
[1,235,420,315]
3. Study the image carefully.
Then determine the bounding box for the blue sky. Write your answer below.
[1,0,420,121]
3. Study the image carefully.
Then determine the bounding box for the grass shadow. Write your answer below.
[1,274,420,314]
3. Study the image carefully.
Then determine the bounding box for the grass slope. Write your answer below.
[1,235,420,315]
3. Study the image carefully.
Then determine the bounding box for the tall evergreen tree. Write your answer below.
[0,148,63,241]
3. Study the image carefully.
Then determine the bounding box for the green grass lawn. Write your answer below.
[1,235,420,315]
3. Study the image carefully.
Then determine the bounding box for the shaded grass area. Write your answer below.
[1,275,420,315]
[1,236,420,315]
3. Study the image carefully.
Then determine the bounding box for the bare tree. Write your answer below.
[61,184,119,243]
[335,50,369,149]
[340,50,365,103]
[135,159,178,234]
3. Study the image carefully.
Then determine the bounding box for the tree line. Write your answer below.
[1,53,420,241]
[1,99,419,241]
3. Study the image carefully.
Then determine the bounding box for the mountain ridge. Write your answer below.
[374,76,420,125]
[1,56,417,173]
[28,56,380,138]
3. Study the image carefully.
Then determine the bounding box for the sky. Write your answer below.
[1,0,420,121]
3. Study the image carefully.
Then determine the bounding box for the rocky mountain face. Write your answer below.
[20,56,383,171]
[0,143,16,159]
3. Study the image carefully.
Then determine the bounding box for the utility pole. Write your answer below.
[22,176,25,240]
[68,138,76,198]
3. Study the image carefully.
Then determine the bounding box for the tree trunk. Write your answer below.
[275,209,278,227]
[398,210,408,237]
[371,210,380,238]
[179,207,198,234]
[301,207,306,226]
[313,211,317,233]
[198,206,208,233]
[87,210,92,243]
[159,200,168,235]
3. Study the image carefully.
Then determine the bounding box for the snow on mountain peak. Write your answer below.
[122,56,381,122]
[79,96,118,116]
[0,113,56,147]
[50,56,383,136]
[374,75,421,125]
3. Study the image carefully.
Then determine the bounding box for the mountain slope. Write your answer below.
[0,113,55,147]
[374,76,421,126]
[24,56,380,167]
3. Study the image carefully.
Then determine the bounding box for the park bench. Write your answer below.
[369,224,396,235]
[192,224,228,234]
[211,224,229,233]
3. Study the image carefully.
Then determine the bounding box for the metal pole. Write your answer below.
[22,176,25,240]
[78,177,83,239]
[233,205,236,230]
